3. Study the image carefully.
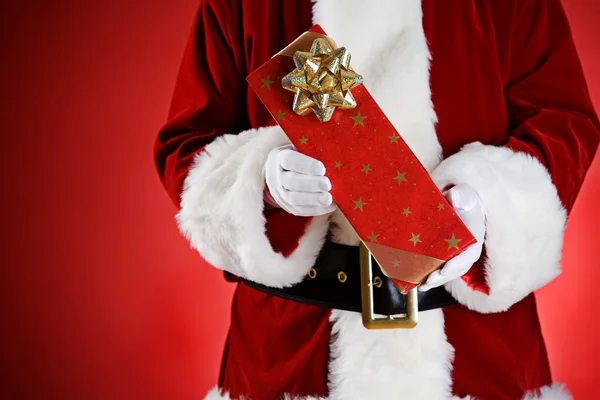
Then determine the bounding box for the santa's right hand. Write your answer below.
[264,145,337,217]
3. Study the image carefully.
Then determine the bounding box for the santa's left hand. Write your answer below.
[419,184,486,292]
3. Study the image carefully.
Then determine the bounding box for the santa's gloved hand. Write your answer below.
[265,145,337,217]
[419,184,486,292]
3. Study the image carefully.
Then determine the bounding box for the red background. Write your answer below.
[1,1,598,398]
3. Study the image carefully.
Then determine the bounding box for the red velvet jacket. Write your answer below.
[155,1,600,399]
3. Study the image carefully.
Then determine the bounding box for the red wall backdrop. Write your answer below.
[1,1,598,399]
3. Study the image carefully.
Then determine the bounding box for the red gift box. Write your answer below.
[247,25,476,294]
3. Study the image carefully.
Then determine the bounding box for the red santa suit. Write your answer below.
[154,0,600,399]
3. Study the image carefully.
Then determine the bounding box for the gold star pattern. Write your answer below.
[392,258,401,268]
[394,171,407,185]
[402,207,411,216]
[445,234,462,250]
[368,232,379,242]
[334,161,342,169]
[260,75,274,90]
[389,133,399,144]
[353,197,366,211]
[409,233,422,247]
[351,111,367,127]
[437,204,445,210]
[361,164,372,175]
[299,136,308,145]
[275,110,286,121]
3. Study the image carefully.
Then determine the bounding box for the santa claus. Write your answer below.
[154,0,600,399]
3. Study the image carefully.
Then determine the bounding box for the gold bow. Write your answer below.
[282,38,363,122]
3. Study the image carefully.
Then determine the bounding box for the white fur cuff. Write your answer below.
[177,126,330,288]
[523,383,572,400]
[431,142,567,313]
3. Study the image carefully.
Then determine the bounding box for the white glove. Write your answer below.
[419,184,486,292]
[264,145,337,217]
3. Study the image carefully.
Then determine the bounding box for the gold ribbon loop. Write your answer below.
[282,38,364,122]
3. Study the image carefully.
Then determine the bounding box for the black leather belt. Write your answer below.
[241,241,457,315]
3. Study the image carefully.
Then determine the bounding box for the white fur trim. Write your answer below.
[312,0,441,173]
[315,0,442,245]
[313,1,454,398]
[204,386,325,400]
[431,143,567,313]
[177,126,330,288]
[327,309,454,399]
[523,384,572,400]
[204,382,570,399]
[204,387,231,400]
[282,395,326,400]
[449,383,571,400]
[204,311,454,400]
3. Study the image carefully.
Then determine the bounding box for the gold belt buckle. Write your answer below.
[359,242,418,329]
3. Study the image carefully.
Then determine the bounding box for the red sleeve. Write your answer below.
[153,2,329,289]
[432,0,600,313]
[154,0,248,207]
[502,0,600,211]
